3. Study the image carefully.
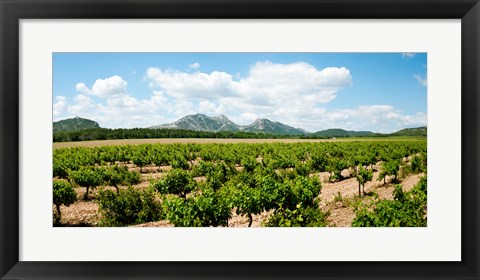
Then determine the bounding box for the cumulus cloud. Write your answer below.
[76,75,128,98]
[146,67,237,99]
[413,74,427,87]
[402,52,416,58]
[75,83,91,95]
[145,61,352,126]
[91,75,128,97]
[53,96,67,117]
[63,76,180,128]
[198,100,225,115]
[68,94,97,116]
[189,62,200,70]
[147,61,351,103]
[57,62,425,132]
[310,105,427,133]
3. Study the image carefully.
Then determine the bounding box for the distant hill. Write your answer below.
[150,114,305,135]
[241,118,306,135]
[53,117,100,133]
[150,114,428,137]
[311,128,376,137]
[390,126,427,137]
[54,115,427,140]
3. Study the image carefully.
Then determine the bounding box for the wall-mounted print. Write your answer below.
[52,53,427,227]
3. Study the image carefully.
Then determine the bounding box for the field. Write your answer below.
[53,137,426,149]
[53,138,427,227]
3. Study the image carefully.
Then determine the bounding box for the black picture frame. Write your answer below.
[1,0,479,279]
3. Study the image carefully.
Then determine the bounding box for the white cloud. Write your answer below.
[402,52,416,58]
[145,61,352,128]
[312,105,427,133]
[197,100,225,115]
[75,83,92,95]
[53,96,67,117]
[237,112,259,124]
[68,94,98,116]
[64,76,180,128]
[147,61,351,104]
[189,62,200,70]
[58,63,425,133]
[87,75,129,98]
[146,67,237,99]
[413,74,427,87]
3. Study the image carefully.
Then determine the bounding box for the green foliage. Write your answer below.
[162,185,233,227]
[170,156,190,170]
[265,202,328,227]
[191,160,214,177]
[151,169,196,199]
[309,152,327,171]
[69,166,104,200]
[410,154,427,173]
[233,184,263,227]
[294,162,311,177]
[355,165,373,196]
[204,162,236,191]
[352,176,427,227]
[241,157,258,172]
[53,180,77,224]
[54,139,427,227]
[378,160,400,184]
[53,147,96,178]
[101,165,140,192]
[97,186,162,226]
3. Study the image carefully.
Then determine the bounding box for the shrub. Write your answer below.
[101,165,141,193]
[69,166,104,200]
[171,156,190,170]
[265,202,328,227]
[233,184,263,227]
[162,185,233,227]
[151,169,196,200]
[53,180,77,224]
[355,165,373,196]
[241,157,258,172]
[97,186,162,226]
[352,176,427,227]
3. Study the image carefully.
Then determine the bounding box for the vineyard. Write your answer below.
[52,139,427,227]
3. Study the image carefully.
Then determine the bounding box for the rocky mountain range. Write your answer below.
[54,114,427,137]
[149,114,307,135]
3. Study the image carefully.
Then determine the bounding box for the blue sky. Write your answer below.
[53,53,427,133]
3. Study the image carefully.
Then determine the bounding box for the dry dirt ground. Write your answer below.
[55,159,424,227]
[321,173,423,227]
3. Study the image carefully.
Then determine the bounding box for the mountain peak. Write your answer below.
[213,114,229,121]
[150,114,306,135]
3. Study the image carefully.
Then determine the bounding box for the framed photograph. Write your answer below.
[1,0,479,279]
